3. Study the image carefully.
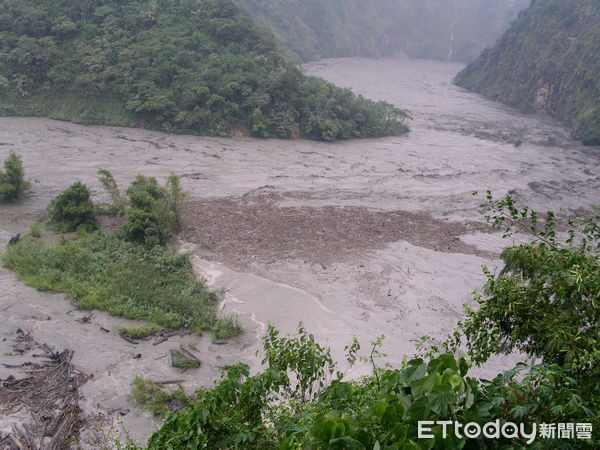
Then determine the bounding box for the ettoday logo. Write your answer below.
[418,420,593,444]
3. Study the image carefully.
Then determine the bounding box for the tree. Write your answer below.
[452,193,599,381]
[49,181,98,231]
[122,174,187,246]
[0,152,31,201]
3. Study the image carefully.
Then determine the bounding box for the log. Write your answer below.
[152,336,168,346]
[178,345,201,364]
[118,332,139,345]
[153,379,185,385]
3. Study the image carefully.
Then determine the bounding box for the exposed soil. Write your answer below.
[183,192,496,269]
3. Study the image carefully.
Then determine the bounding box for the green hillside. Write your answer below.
[0,0,408,141]
[454,0,600,146]
[236,0,529,63]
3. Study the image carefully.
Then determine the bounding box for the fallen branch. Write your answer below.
[118,332,139,345]
[154,379,185,385]
[152,336,168,346]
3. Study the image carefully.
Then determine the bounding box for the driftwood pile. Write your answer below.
[182,193,496,269]
[0,331,90,450]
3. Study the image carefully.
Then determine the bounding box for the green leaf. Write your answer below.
[369,402,388,421]
[404,360,428,383]
[407,396,430,421]
[458,357,470,376]
[410,372,439,398]
[441,372,462,390]
[429,385,455,415]
[464,383,475,409]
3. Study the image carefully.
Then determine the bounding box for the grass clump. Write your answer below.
[170,348,201,371]
[212,316,242,340]
[119,325,161,340]
[27,222,43,238]
[129,376,190,417]
[1,231,238,335]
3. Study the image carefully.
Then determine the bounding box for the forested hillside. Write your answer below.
[236,0,529,63]
[454,0,600,146]
[0,0,407,140]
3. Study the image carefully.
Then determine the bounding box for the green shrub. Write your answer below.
[164,173,187,233]
[212,316,242,341]
[124,175,173,246]
[170,348,201,371]
[124,207,172,247]
[0,152,30,201]
[123,174,187,246]
[451,194,599,384]
[49,182,98,232]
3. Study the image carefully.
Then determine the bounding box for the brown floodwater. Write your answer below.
[0,57,598,446]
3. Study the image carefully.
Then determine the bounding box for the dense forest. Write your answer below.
[454,0,600,146]
[235,0,530,63]
[0,0,408,140]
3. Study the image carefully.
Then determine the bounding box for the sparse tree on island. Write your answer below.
[0,152,31,202]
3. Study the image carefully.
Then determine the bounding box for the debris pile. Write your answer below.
[183,193,495,268]
[0,331,90,450]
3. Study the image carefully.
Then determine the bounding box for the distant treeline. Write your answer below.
[235,0,530,63]
[0,0,408,140]
[454,0,600,146]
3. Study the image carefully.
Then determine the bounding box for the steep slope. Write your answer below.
[236,0,529,63]
[0,0,408,141]
[454,0,600,146]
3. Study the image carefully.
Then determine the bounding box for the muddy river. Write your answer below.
[0,58,598,445]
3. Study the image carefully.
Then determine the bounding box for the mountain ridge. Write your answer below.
[454,0,600,146]
[235,0,530,63]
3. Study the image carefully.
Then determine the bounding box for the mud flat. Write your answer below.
[0,58,598,446]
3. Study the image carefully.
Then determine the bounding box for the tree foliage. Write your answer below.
[0,151,30,201]
[450,193,599,415]
[146,327,597,449]
[123,174,187,246]
[0,0,408,140]
[49,181,98,232]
